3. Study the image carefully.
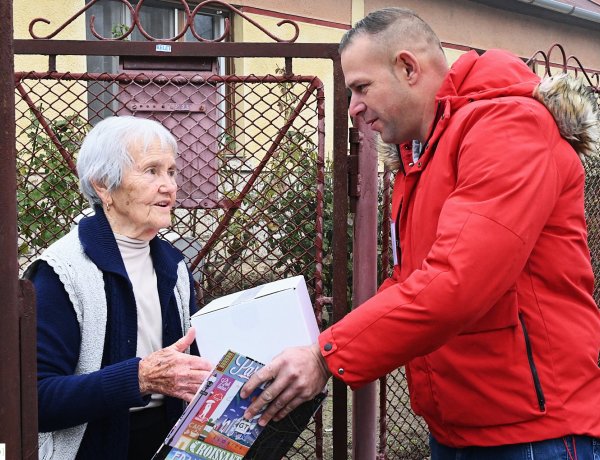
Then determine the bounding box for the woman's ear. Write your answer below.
[92,181,112,207]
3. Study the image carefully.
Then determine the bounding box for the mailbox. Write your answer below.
[117,56,221,208]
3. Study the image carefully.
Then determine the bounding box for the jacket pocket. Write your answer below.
[519,313,546,411]
[428,322,546,427]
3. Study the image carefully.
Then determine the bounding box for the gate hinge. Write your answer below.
[348,127,361,213]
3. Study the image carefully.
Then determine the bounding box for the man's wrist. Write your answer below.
[310,343,331,380]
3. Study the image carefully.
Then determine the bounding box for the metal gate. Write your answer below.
[15,70,327,299]
[15,68,327,459]
[9,2,352,459]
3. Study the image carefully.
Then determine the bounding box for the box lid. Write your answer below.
[194,275,305,316]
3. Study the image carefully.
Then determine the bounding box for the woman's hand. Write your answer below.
[138,327,213,402]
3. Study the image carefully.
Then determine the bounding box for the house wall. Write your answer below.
[13,0,86,72]
[232,9,348,159]
[366,0,600,70]
[234,0,352,25]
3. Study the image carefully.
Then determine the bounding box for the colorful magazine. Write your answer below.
[153,349,327,460]
[153,350,267,460]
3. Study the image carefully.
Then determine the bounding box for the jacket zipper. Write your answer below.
[519,313,546,411]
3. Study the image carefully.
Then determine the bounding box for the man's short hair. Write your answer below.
[339,7,442,53]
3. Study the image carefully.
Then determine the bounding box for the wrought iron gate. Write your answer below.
[11,2,351,459]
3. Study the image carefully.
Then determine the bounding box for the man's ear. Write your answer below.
[394,50,420,85]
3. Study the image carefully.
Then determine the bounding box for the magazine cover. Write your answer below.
[152,350,267,460]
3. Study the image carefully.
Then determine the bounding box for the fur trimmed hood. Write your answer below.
[533,74,599,160]
[377,137,402,171]
[378,70,599,171]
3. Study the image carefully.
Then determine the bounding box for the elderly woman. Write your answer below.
[28,116,213,460]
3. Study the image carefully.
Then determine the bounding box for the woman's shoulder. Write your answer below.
[23,228,83,279]
[150,235,187,271]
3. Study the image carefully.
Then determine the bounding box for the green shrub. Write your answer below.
[17,110,89,255]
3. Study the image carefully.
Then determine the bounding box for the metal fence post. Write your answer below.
[331,53,350,460]
[350,120,378,459]
[0,1,22,458]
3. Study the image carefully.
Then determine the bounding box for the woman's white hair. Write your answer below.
[77,116,178,206]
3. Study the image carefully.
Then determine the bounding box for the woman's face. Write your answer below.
[105,139,177,241]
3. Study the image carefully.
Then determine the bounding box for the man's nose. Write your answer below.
[348,98,366,118]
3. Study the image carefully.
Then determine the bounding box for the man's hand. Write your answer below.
[138,327,213,402]
[240,343,331,426]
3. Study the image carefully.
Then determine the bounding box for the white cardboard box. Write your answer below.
[191,275,320,365]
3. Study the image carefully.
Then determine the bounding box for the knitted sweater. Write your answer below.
[31,207,197,460]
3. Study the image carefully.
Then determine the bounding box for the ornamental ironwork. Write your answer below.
[28,0,299,43]
[528,43,600,90]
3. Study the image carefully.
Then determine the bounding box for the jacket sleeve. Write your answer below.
[35,261,147,432]
[319,99,571,389]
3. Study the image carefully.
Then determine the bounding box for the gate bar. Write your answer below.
[14,82,78,175]
[331,53,350,460]
[14,40,339,59]
[0,1,26,459]
[350,121,379,459]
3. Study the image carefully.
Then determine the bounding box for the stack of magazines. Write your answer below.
[152,350,326,460]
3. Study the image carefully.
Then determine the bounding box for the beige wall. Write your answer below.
[13,0,87,72]
[233,12,347,159]
[235,0,352,26]
[366,0,600,71]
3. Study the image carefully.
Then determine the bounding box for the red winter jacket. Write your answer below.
[319,50,600,447]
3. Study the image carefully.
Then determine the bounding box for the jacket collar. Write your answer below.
[408,50,540,174]
[382,50,542,175]
[78,206,182,283]
[436,49,540,112]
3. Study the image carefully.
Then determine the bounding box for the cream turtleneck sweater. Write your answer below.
[114,233,163,408]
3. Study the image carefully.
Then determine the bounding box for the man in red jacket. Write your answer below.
[242,7,600,458]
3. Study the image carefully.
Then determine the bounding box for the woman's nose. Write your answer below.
[159,175,177,193]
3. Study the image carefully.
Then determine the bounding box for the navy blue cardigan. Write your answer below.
[32,207,197,459]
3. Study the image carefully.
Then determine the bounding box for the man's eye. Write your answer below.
[147,167,157,175]
[168,169,176,177]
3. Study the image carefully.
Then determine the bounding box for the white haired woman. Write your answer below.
[27,116,213,460]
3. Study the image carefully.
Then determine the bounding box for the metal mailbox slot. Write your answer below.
[118,56,221,209]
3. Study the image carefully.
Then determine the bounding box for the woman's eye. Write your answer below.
[168,169,176,177]
[146,167,157,175]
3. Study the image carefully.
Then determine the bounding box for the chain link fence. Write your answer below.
[15,68,332,459]
[582,88,600,306]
